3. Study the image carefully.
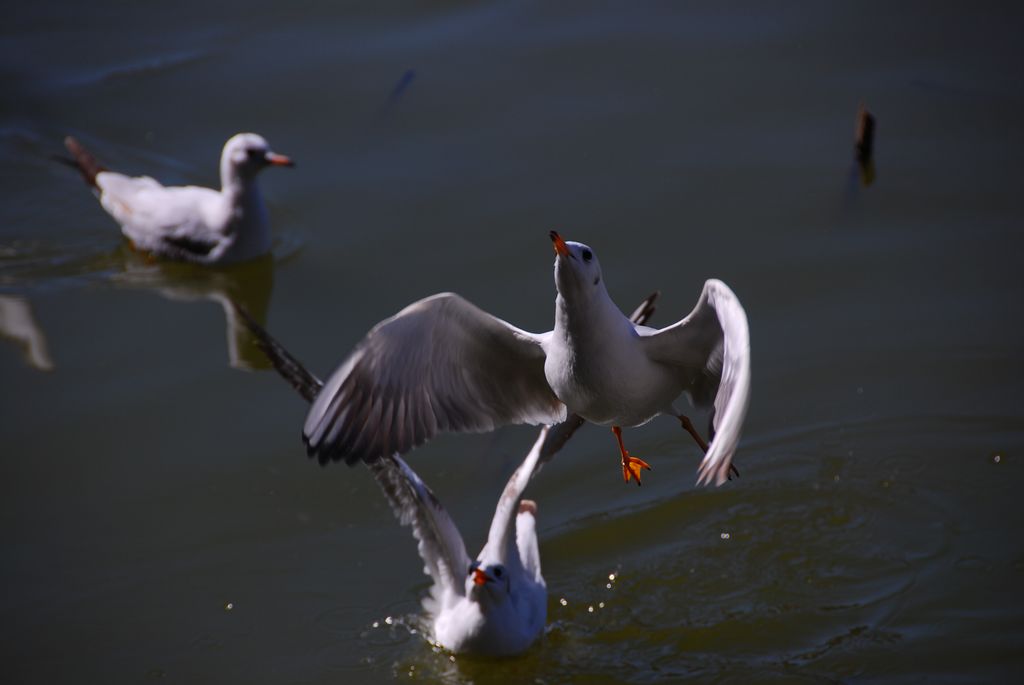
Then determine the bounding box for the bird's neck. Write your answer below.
[553,287,630,348]
[221,167,266,223]
[221,160,256,194]
[219,166,271,257]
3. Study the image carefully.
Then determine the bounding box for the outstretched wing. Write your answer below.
[368,455,471,599]
[639,279,750,486]
[303,293,566,465]
[233,304,471,596]
[478,425,562,564]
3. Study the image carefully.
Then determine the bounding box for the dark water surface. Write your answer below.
[3,2,1023,682]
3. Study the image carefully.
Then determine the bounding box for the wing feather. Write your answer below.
[641,279,751,486]
[304,293,566,465]
[232,304,471,596]
[369,455,471,599]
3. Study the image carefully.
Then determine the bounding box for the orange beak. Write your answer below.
[472,568,490,586]
[549,230,570,257]
[265,152,295,168]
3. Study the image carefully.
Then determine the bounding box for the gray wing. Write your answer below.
[232,305,471,592]
[303,293,566,465]
[369,455,471,598]
[639,279,751,486]
[478,425,569,566]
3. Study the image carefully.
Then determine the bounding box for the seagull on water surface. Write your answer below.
[61,133,293,264]
[375,427,556,655]
[302,232,750,486]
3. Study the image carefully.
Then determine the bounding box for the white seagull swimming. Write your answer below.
[302,232,750,486]
[62,133,293,264]
[236,293,657,655]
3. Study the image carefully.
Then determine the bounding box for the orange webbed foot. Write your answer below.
[612,426,653,486]
[621,453,652,486]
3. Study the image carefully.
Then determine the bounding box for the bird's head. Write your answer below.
[223,132,294,180]
[549,231,605,302]
[466,560,511,605]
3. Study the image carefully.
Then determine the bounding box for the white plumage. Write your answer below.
[304,232,751,486]
[371,425,571,655]
[64,133,292,264]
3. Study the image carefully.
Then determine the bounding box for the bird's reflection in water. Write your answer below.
[0,295,55,371]
[111,250,275,370]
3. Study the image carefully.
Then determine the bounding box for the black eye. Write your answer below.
[493,567,503,578]
[246,148,264,161]
[581,248,593,262]
[468,564,475,576]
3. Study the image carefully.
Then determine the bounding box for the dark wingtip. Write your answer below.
[629,290,660,326]
[61,136,106,188]
[304,437,368,468]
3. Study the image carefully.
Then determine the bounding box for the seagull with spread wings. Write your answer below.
[302,232,750,486]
